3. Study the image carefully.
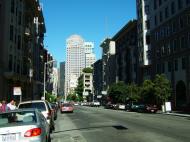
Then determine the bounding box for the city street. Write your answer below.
[51,106,190,142]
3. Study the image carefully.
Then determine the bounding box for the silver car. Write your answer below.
[18,100,55,132]
[0,109,50,142]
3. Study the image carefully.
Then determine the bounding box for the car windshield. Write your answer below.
[63,104,72,107]
[19,102,46,111]
[0,111,36,126]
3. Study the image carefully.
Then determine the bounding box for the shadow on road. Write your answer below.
[53,125,128,134]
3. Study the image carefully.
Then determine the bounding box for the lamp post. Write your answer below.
[43,60,55,100]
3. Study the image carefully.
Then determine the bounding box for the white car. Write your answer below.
[18,100,55,133]
[0,109,50,142]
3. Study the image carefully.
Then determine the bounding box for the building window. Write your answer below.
[178,0,183,9]
[175,59,178,71]
[157,64,160,73]
[179,17,184,28]
[186,0,190,5]
[168,61,172,72]
[18,11,22,25]
[9,55,13,71]
[159,0,162,6]
[11,0,15,13]
[180,36,186,48]
[154,0,157,9]
[145,5,149,14]
[162,63,165,73]
[160,11,163,22]
[155,15,157,26]
[145,20,150,29]
[10,25,14,41]
[146,35,150,44]
[165,7,169,18]
[171,2,175,14]
[182,57,186,69]
[174,39,178,52]
[17,35,21,49]
[187,14,190,25]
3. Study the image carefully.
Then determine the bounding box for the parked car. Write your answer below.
[60,103,74,113]
[0,109,51,142]
[104,103,115,109]
[130,102,146,112]
[18,100,55,133]
[145,105,158,113]
[93,101,100,107]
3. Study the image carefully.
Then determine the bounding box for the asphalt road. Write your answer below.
[51,106,190,142]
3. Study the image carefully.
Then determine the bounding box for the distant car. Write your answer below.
[18,100,55,133]
[145,105,158,113]
[93,101,100,107]
[60,103,74,113]
[0,109,51,142]
[130,102,146,112]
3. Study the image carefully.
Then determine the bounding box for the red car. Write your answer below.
[60,103,74,113]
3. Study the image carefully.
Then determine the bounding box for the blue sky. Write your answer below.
[40,0,136,64]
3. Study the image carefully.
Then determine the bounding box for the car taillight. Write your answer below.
[24,128,41,137]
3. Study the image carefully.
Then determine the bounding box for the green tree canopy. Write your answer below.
[108,81,128,103]
[141,79,156,104]
[126,83,141,102]
[153,74,172,104]
[82,67,93,73]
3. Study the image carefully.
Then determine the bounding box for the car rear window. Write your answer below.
[0,111,36,126]
[19,102,46,111]
[62,103,72,107]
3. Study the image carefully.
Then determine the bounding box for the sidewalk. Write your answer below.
[157,110,190,118]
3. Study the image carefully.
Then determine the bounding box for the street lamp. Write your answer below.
[43,60,55,100]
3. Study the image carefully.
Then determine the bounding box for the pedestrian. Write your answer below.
[0,100,10,112]
[7,100,16,110]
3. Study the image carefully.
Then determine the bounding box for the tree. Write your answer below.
[45,92,57,103]
[126,83,141,102]
[108,81,128,103]
[82,67,93,73]
[75,75,84,100]
[153,74,172,104]
[141,79,156,104]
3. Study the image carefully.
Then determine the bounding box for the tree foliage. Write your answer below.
[141,80,156,104]
[82,67,93,73]
[153,74,172,104]
[45,92,57,103]
[126,83,141,102]
[108,81,128,103]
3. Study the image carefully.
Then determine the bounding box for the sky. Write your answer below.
[40,0,136,64]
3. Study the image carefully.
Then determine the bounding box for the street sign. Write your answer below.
[97,95,102,98]
[13,87,22,96]
[101,91,107,95]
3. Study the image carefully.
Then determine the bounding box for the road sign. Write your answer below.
[97,95,102,98]
[13,87,22,96]
[101,91,107,95]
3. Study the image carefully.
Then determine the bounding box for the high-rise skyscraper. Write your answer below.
[65,35,85,95]
[59,62,65,96]
[84,42,96,68]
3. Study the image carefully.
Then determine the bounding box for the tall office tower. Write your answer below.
[59,62,65,96]
[84,42,96,68]
[136,0,151,81]
[65,35,85,96]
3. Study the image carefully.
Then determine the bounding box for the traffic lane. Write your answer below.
[66,106,190,142]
